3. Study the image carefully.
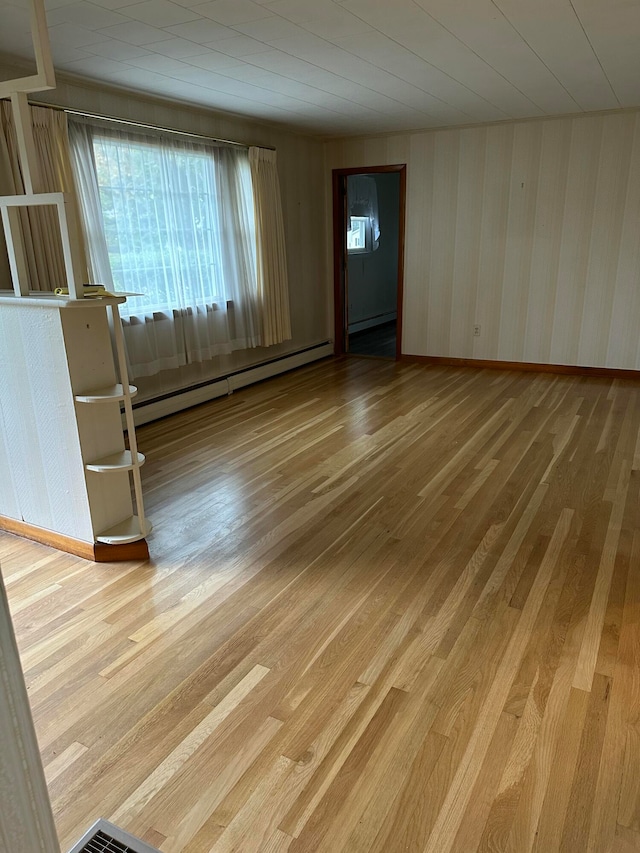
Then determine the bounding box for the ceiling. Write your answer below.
[1,0,639,137]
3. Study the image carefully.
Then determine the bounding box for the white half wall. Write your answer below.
[326,109,640,369]
[0,301,94,541]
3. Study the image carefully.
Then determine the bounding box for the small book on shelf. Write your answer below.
[54,284,117,298]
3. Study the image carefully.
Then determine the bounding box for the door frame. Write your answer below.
[332,164,407,359]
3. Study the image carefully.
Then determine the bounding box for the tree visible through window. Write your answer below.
[91,131,256,317]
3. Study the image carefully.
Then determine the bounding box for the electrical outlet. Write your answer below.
[473,324,481,337]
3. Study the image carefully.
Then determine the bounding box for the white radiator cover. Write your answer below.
[131,342,334,427]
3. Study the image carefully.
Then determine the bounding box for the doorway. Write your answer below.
[333,165,406,359]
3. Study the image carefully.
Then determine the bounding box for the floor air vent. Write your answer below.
[67,820,160,853]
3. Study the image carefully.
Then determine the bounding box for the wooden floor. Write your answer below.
[3,357,640,853]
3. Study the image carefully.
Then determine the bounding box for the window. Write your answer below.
[347,215,369,253]
[70,120,291,383]
[346,174,380,255]
[87,128,257,318]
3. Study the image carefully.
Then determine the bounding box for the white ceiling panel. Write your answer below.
[493,0,619,112]
[97,20,174,44]
[85,39,151,59]
[205,35,273,56]
[231,16,310,42]
[0,0,639,136]
[329,31,507,122]
[341,0,543,116]
[572,0,640,106]
[45,2,130,29]
[57,53,125,74]
[47,21,111,47]
[146,36,209,57]
[414,0,581,114]
[120,0,200,27]
[218,64,386,119]
[191,0,273,26]
[184,50,244,71]
[239,48,339,82]
[124,52,197,74]
[89,0,140,10]
[100,64,182,87]
[264,0,373,39]
[163,19,234,43]
[48,43,91,63]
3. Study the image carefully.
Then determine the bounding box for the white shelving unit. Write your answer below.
[74,384,137,404]
[85,451,146,473]
[97,517,152,546]
[70,298,150,546]
[0,296,151,556]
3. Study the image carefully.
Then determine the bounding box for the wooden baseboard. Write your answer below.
[93,539,150,562]
[0,516,149,562]
[400,354,640,379]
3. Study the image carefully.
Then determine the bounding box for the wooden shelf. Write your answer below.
[85,450,145,473]
[75,384,137,403]
[96,515,152,544]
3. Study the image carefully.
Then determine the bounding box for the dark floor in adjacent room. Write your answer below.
[348,320,396,358]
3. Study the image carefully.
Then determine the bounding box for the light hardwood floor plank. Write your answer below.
[2,359,640,852]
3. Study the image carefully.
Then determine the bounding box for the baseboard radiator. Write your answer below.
[67,819,160,853]
[130,341,334,427]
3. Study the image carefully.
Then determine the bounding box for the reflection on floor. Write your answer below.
[5,359,640,852]
[348,320,396,358]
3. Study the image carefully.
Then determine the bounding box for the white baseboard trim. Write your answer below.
[131,342,334,427]
[132,378,229,427]
[348,312,397,334]
[227,343,332,391]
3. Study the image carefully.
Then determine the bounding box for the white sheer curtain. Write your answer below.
[249,147,291,347]
[0,102,86,292]
[69,120,261,379]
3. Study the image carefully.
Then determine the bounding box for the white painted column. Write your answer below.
[0,566,60,853]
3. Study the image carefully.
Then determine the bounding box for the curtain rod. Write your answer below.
[26,98,276,151]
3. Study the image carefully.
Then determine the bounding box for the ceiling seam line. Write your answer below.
[567,0,621,107]
[488,0,582,111]
[408,0,546,114]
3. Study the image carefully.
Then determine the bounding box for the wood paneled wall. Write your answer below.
[326,110,640,369]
